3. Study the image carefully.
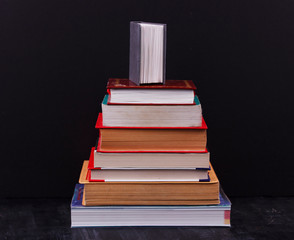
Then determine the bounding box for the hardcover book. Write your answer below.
[90,146,210,169]
[71,184,231,227]
[95,113,208,152]
[106,79,197,105]
[102,94,203,127]
[79,160,220,206]
[129,22,167,85]
[88,168,209,182]
[87,148,210,182]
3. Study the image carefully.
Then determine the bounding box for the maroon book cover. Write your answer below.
[107,78,196,90]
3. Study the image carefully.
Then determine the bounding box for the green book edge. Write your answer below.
[103,94,200,105]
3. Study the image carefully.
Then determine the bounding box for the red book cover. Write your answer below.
[95,113,207,130]
[107,78,196,90]
[88,150,104,181]
[88,147,101,170]
[88,170,105,182]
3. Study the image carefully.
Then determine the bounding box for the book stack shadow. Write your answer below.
[71,78,231,227]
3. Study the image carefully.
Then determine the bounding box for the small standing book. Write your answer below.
[129,21,167,85]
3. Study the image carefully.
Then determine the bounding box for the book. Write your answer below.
[71,184,230,227]
[96,113,207,152]
[102,94,202,127]
[79,160,219,206]
[129,22,166,85]
[71,184,231,227]
[91,146,210,169]
[107,78,196,104]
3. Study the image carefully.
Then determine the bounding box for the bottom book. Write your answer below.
[71,184,231,227]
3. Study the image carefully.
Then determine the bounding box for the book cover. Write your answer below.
[71,184,84,207]
[107,78,196,90]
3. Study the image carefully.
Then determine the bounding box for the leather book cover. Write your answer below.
[107,78,196,90]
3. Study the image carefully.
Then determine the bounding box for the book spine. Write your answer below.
[162,24,166,84]
[129,22,141,85]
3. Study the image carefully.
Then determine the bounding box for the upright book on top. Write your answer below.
[129,21,167,85]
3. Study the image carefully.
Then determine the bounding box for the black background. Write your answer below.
[1,0,294,198]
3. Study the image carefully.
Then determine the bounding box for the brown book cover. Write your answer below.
[107,78,196,90]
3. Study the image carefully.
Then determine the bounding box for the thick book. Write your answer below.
[129,21,166,85]
[102,94,203,127]
[71,184,231,227]
[90,146,210,169]
[79,160,219,206]
[107,78,196,104]
[96,113,207,152]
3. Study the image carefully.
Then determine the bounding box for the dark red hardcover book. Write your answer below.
[107,78,196,90]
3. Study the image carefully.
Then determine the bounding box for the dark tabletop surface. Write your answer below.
[1,196,294,240]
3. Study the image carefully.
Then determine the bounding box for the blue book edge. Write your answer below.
[71,184,84,207]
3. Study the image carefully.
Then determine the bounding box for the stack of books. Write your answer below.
[71,78,231,227]
[71,21,231,227]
